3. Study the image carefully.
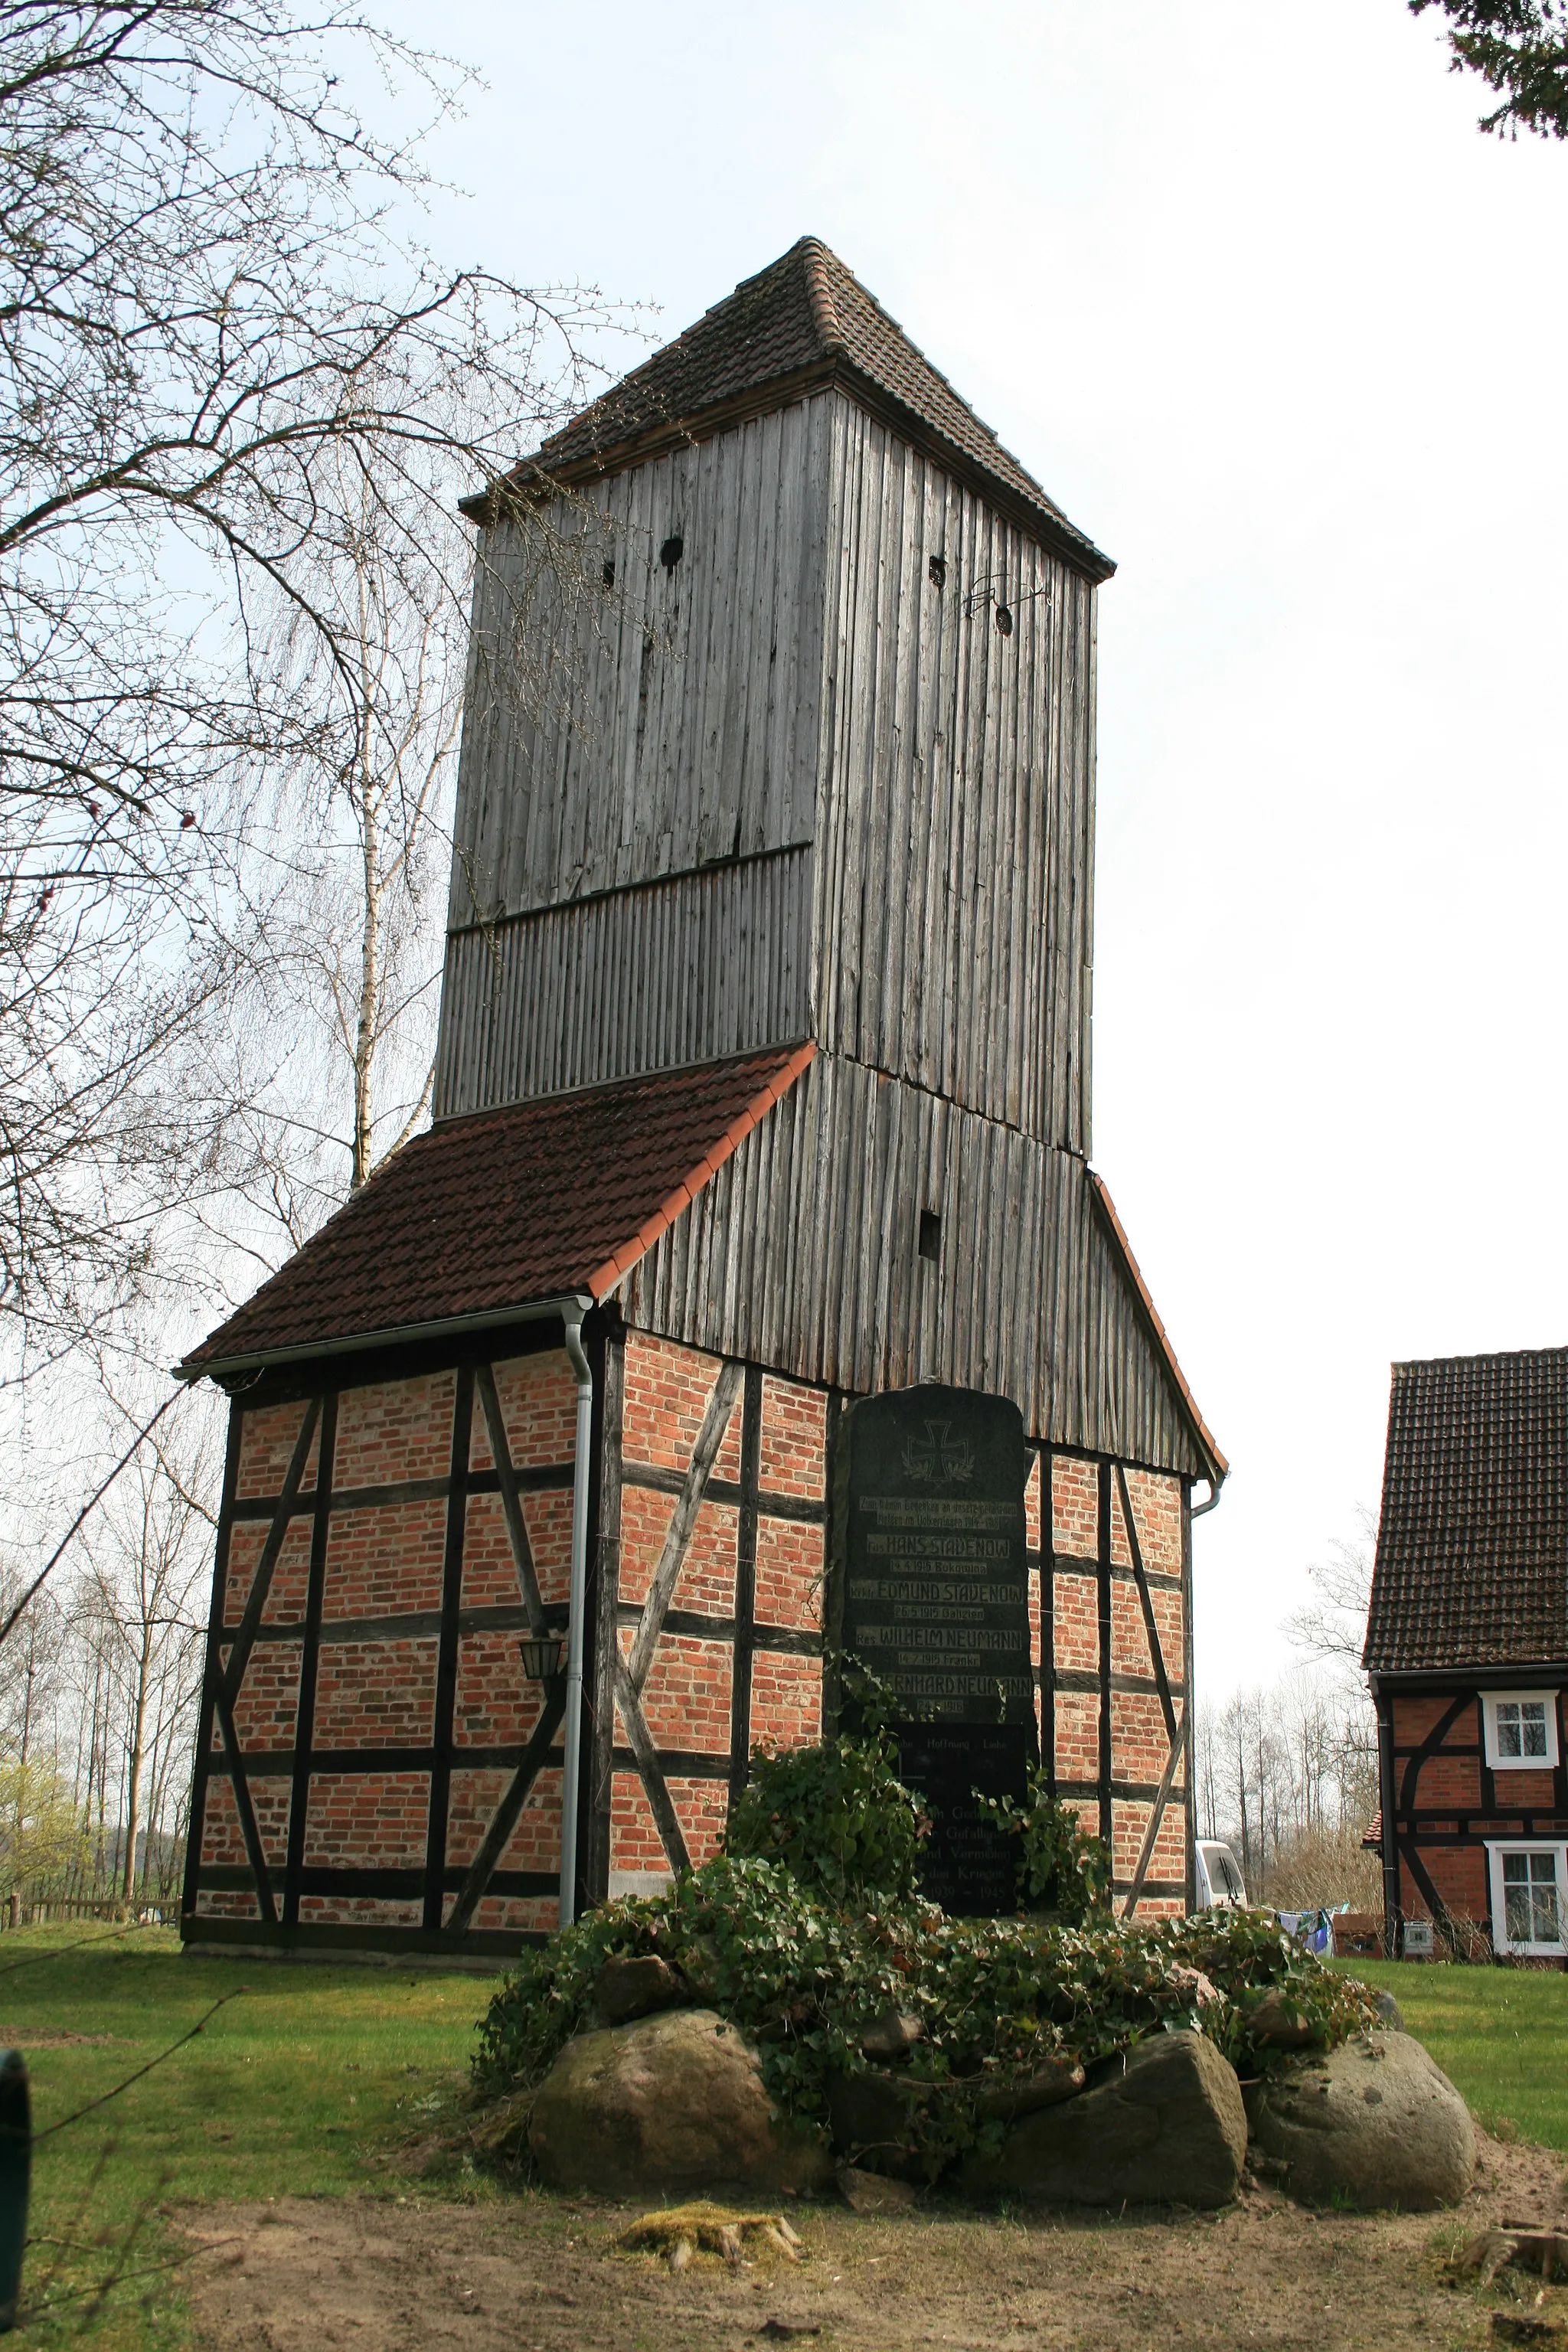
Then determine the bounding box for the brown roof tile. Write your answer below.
[477,237,1112,580]
[181,1046,814,1377]
[1364,1346,1568,1674]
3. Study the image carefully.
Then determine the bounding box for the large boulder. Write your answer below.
[1249,2029,1473,2210]
[960,2029,1247,2210]
[527,2007,833,2197]
[827,2054,1086,2181]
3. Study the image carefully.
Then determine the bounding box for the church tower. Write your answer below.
[177,241,1223,1958]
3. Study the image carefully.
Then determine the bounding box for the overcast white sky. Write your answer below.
[376,0,1568,1704]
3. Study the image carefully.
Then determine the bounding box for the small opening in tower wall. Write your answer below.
[660,534,684,573]
[995,604,1014,636]
[602,558,616,588]
[918,1210,941,1263]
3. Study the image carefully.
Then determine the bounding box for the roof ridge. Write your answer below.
[1393,1342,1568,1374]
[815,242,1003,447]
[797,235,845,354]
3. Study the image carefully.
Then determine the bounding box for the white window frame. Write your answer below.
[1480,1690,1560,1772]
[1486,1840,1568,1956]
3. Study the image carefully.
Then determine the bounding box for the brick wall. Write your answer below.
[192,1327,1191,1945]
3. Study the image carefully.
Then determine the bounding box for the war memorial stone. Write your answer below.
[831,1386,1034,1913]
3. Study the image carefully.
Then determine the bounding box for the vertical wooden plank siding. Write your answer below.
[449,397,833,927]
[629,1051,1207,1478]
[810,393,1095,1150]
[433,848,812,1120]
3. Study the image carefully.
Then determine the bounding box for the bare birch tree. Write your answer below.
[0,1,613,1364]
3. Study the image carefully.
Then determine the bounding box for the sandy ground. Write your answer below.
[176,2133,1568,2352]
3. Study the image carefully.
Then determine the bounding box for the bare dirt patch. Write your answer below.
[176,2134,1568,2352]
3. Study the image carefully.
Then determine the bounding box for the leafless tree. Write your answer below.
[1,1,616,1364]
[1285,1508,1377,1678]
[79,1447,209,1900]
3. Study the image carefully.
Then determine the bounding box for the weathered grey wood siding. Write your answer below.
[447,394,834,927]
[625,1050,1204,1478]
[432,848,812,1116]
[812,394,1095,1153]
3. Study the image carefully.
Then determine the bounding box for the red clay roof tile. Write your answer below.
[181,1046,814,1376]
[1364,1345,1568,1674]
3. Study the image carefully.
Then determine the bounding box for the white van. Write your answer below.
[1194,1841,1248,1909]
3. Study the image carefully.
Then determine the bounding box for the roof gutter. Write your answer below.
[174,1295,596,1386]
[1367,1663,1566,1694]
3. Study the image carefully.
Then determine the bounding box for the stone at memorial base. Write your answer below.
[838,2163,919,2214]
[1246,1987,1321,2050]
[1247,2031,1473,2210]
[859,2007,924,2060]
[527,2009,833,2197]
[826,2067,934,2181]
[588,1952,688,2027]
[959,2030,1247,2209]
[828,2052,1088,2177]
[971,2055,1086,2125]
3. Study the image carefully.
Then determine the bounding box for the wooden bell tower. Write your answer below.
[177,240,1224,1960]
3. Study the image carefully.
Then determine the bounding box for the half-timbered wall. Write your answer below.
[1377,1685,1568,1963]
[185,1327,1191,1954]
[186,1347,579,1955]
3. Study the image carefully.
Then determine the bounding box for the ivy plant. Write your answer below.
[975,1762,1113,1923]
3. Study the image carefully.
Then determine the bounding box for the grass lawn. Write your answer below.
[0,1923,507,2350]
[1335,1955,1568,2152]
[2,1927,1564,2350]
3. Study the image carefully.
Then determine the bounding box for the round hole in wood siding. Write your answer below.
[995,604,1014,636]
[659,534,684,573]
[928,553,947,590]
[602,558,616,588]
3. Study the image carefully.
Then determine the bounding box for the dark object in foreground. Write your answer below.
[0,2050,29,2332]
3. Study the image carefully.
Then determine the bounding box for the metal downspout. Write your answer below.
[1190,1476,1223,1519]
[560,1308,595,1930]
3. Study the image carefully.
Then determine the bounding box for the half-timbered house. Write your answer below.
[1365,1347,1568,1966]
[176,237,1226,1961]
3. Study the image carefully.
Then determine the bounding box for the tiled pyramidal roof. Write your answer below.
[1364,1345,1568,1674]
[478,237,1112,580]
[181,1046,813,1376]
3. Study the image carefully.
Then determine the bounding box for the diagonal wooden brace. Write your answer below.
[615,1658,692,1877]
[475,1361,547,1635]
[1121,1702,1187,1919]
[1116,1462,1177,1744]
[626,1360,743,1693]
[219,1396,321,1713]
[447,1682,567,1933]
